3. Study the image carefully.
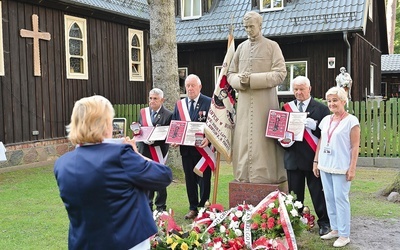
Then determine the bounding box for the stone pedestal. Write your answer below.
[229,181,288,208]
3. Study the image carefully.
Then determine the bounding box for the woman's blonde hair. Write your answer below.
[325,86,348,103]
[67,95,115,145]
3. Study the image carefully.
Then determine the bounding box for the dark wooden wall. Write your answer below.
[178,33,374,103]
[0,0,151,144]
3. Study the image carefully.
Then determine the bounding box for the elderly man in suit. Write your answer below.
[137,88,173,212]
[172,74,213,220]
[279,76,331,236]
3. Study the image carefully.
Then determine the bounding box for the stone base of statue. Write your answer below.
[229,180,288,208]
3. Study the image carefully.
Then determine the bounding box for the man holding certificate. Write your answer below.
[171,74,213,220]
[280,76,331,236]
[137,88,173,212]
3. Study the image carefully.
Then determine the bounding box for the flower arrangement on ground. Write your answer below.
[151,190,308,250]
[192,203,252,249]
[151,210,202,250]
[249,191,305,249]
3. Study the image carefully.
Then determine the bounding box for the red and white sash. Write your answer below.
[283,101,318,152]
[177,99,215,175]
[140,107,167,164]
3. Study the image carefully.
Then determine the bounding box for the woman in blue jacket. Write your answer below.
[54,95,172,250]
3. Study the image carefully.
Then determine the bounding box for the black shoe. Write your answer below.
[319,225,330,236]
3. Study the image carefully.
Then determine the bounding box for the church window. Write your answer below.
[64,15,88,79]
[128,29,144,81]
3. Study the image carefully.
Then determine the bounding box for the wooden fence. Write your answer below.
[114,99,400,157]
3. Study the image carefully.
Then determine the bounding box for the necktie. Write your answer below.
[189,100,195,119]
[299,102,304,112]
[151,111,157,124]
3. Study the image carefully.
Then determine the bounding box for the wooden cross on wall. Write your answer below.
[20,14,51,76]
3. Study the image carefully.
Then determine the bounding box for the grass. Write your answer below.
[0,163,399,250]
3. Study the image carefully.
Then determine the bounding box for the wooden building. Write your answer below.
[381,54,400,98]
[175,0,388,103]
[0,0,151,146]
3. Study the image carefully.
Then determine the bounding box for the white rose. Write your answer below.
[235,229,243,237]
[290,209,299,217]
[235,210,243,218]
[294,201,303,209]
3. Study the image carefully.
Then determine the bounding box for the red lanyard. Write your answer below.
[327,112,346,145]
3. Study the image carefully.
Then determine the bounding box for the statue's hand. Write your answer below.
[238,72,250,85]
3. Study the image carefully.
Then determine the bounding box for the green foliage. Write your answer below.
[394,5,400,54]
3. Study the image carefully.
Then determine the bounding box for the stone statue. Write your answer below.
[335,67,352,100]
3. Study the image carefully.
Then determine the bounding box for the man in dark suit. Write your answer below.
[279,76,331,236]
[172,74,214,220]
[137,88,173,212]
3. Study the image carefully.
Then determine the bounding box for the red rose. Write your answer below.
[261,222,267,230]
[272,208,279,214]
[261,213,268,220]
[251,223,259,230]
[267,217,275,229]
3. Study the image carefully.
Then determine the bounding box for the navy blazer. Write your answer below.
[137,106,173,158]
[54,143,173,250]
[282,98,330,171]
[172,93,211,157]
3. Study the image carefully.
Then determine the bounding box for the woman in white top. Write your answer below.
[312,87,360,248]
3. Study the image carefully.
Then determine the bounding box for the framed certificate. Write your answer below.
[265,110,289,139]
[265,110,307,141]
[165,120,188,144]
[165,121,205,146]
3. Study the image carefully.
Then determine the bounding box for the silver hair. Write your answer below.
[292,76,311,87]
[326,86,348,102]
[185,74,202,86]
[149,88,164,98]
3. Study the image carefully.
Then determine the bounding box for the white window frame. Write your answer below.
[181,0,202,20]
[368,0,373,21]
[64,15,88,80]
[214,65,222,85]
[370,64,374,94]
[277,61,308,95]
[128,29,144,82]
[0,1,4,76]
[260,0,284,12]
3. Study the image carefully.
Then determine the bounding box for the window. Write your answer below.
[0,1,4,76]
[368,0,373,21]
[64,15,88,79]
[370,64,374,94]
[128,29,144,81]
[181,0,202,20]
[214,66,222,85]
[178,67,188,97]
[277,61,307,95]
[260,0,284,12]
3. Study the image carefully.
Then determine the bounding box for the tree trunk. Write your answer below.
[386,0,397,54]
[148,0,181,168]
[147,0,180,110]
